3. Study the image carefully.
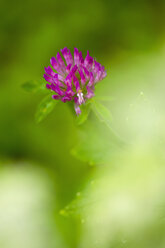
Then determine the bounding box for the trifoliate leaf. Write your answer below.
[35,94,57,123]
[91,100,113,127]
[22,79,46,93]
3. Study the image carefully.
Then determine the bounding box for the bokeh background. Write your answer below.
[0,0,165,247]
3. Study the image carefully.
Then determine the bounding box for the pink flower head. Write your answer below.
[43,47,107,115]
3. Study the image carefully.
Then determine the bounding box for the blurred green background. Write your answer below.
[0,0,165,247]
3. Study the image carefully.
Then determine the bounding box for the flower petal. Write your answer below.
[77,91,85,105]
[74,48,80,66]
[46,83,52,89]
[79,51,84,64]
[44,66,56,77]
[61,96,72,102]
[53,74,65,87]
[66,64,72,74]
[51,85,65,96]
[66,86,75,97]
[88,72,94,86]
[50,57,64,75]
[61,47,73,65]
[43,74,54,83]
[74,98,81,115]
[84,51,94,70]
[56,52,66,70]
[65,73,72,87]
[52,95,61,100]
[79,69,86,85]
[86,85,95,99]
[83,66,90,80]
[72,74,80,92]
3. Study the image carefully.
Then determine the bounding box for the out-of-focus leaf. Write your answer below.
[35,94,57,123]
[59,190,88,217]
[71,142,118,165]
[71,121,121,165]
[22,79,47,93]
[91,100,113,127]
[76,103,91,125]
[91,100,126,146]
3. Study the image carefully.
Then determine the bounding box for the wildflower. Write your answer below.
[43,47,107,115]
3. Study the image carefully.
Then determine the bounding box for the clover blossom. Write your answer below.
[44,47,107,115]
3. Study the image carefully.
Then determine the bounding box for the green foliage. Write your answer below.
[91,99,113,127]
[76,103,91,125]
[71,140,118,165]
[35,94,58,123]
[2,0,165,246]
[76,97,114,126]
[71,100,126,165]
[22,80,58,123]
[71,119,121,165]
[22,79,47,93]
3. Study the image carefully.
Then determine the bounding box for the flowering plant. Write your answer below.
[22,48,112,126]
[44,47,107,115]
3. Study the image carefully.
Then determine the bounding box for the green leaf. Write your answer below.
[91,100,113,128]
[91,100,126,146]
[35,94,57,123]
[22,79,47,93]
[76,103,91,125]
[71,122,121,165]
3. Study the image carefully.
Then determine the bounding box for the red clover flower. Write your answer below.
[44,47,107,115]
